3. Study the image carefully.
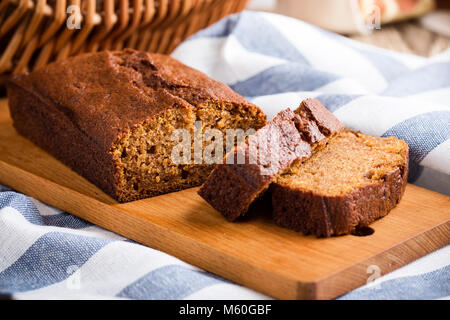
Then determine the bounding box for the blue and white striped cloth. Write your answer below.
[1,11,449,300]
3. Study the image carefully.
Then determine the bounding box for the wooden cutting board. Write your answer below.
[0,98,449,299]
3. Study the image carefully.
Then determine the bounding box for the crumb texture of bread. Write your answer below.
[272,130,409,237]
[7,49,266,202]
[198,99,344,221]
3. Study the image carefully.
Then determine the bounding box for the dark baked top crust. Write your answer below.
[7,49,259,153]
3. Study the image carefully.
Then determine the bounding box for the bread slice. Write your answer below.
[198,99,344,221]
[7,49,266,202]
[272,130,409,237]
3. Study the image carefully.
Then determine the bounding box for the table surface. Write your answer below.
[350,20,450,57]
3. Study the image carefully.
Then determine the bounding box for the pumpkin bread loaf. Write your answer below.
[198,98,344,221]
[7,49,266,202]
[272,130,409,237]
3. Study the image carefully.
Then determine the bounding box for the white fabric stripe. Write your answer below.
[333,95,450,136]
[260,12,388,93]
[31,198,63,216]
[420,139,450,176]
[0,207,124,272]
[251,91,320,120]
[314,78,371,95]
[0,207,44,272]
[428,48,450,64]
[404,87,450,106]
[327,26,426,69]
[184,283,272,300]
[79,226,126,241]
[15,240,196,298]
[172,36,287,85]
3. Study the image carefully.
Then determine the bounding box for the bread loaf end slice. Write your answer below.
[272,130,409,237]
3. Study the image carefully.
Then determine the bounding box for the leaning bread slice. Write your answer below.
[198,99,344,221]
[272,130,409,237]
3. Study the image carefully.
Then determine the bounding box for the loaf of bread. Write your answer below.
[198,99,344,221]
[272,130,409,237]
[7,49,266,202]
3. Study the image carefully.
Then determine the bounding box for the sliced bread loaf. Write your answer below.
[7,49,266,202]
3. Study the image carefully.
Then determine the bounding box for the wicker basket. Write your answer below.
[0,0,249,75]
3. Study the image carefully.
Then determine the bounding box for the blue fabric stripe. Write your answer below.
[339,265,450,300]
[408,162,424,183]
[0,191,43,225]
[351,47,410,82]
[0,185,11,192]
[383,62,450,96]
[230,64,338,98]
[314,94,361,112]
[41,213,92,229]
[382,111,450,163]
[0,232,112,292]
[117,265,224,300]
[0,190,92,229]
[190,12,310,65]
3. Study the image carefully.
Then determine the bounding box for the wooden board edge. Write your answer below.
[0,159,300,299]
[310,220,450,299]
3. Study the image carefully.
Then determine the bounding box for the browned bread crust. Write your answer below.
[6,49,266,202]
[198,99,344,221]
[272,131,409,237]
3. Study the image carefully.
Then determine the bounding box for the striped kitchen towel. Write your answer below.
[1,11,449,300]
